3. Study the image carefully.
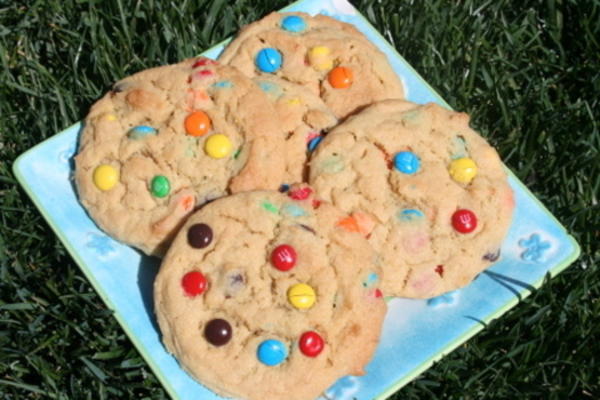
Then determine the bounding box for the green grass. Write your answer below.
[1,0,598,399]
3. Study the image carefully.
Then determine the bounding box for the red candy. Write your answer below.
[299,331,324,357]
[192,58,217,68]
[193,69,214,79]
[374,288,383,298]
[271,244,297,271]
[289,186,312,200]
[181,271,208,296]
[435,264,444,277]
[452,209,478,233]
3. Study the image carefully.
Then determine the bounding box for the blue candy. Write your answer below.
[256,80,283,97]
[212,80,233,88]
[397,208,425,221]
[281,15,306,33]
[257,339,287,366]
[255,48,282,73]
[128,125,157,140]
[362,272,379,288]
[307,136,323,152]
[393,151,420,174]
[281,203,307,217]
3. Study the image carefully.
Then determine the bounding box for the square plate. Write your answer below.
[13,0,580,399]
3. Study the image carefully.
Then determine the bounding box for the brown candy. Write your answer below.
[188,223,213,249]
[204,318,232,346]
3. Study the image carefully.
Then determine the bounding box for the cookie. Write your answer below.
[309,100,515,298]
[75,58,285,256]
[253,75,337,183]
[219,12,404,120]
[154,190,386,400]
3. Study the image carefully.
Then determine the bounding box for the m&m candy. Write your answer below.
[192,58,216,68]
[188,223,213,248]
[281,15,306,33]
[93,165,119,191]
[307,136,322,151]
[257,339,288,366]
[271,244,297,271]
[299,331,324,357]
[328,67,353,89]
[393,151,420,175]
[181,271,208,297]
[288,186,312,200]
[287,283,316,309]
[204,319,232,346]
[308,46,333,71]
[205,134,232,159]
[185,111,211,137]
[150,175,170,198]
[127,125,157,140]
[449,157,478,184]
[452,209,478,233]
[398,208,425,222]
[255,48,282,73]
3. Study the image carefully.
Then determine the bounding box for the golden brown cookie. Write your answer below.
[219,12,405,120]
[309,100,515,298]
[75,58,285,256]
[252,75,337,183]
[154,190,386,400]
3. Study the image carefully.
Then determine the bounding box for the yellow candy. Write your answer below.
[105,114,117,121]
[308,46,333,71]
[314,59,334,71]
[287,97,302,105]
[93,164,119,191]
[310,46,330,57]
[449,157,478,184]
[287,283,316,310]
[204,134,232,159]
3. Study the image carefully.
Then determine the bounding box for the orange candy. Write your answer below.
[336,216,360,233]
[180,195,195,212]
[353,212,375,236]
[185,111,211,137]
[328,66,353,89]
[337,213,375,237]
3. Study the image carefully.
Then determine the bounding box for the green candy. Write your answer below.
[321,155,344,174]
[261,201,279,214]
[151,175,170,198]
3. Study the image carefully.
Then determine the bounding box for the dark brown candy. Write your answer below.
[298,224,316,235]
[204,319,232,346]
[188,223,213,249]
[483,249,501,262]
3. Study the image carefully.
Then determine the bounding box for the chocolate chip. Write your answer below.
[483,249,501,262]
